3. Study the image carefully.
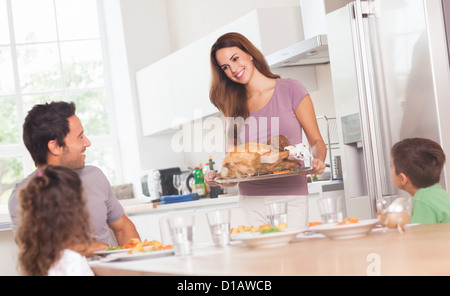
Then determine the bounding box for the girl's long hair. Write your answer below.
[209,32,280,119]
[17,166,92,276]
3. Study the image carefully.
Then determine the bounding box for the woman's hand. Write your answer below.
[205,170,220,187]
[307,158,326,175]
[204,170,238,188]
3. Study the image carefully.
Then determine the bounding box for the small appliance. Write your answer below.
[141,167,182,202]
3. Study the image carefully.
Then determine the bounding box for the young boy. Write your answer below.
[390,138,450,224]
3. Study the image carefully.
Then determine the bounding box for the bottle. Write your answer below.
[193,166,206,198]
[207,156,223,198]
[202,162,211,198]
[208,155,215,171]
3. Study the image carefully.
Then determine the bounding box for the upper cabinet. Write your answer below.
[136,6,305,136]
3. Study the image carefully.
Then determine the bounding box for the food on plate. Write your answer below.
[308,221,323,227]
[261,227,281,234]
[337,217,359,225]
[220,136,304,179]
[114,238,172,254]
[230,222,288,234]
[277,222,288,230]
[308,218,359,227]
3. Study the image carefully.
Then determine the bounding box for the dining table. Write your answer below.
[89,223,450,276]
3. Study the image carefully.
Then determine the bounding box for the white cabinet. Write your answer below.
[136,56,173,135]
[137,7,304,136]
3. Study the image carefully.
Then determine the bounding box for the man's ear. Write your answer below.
[47,140,63,156]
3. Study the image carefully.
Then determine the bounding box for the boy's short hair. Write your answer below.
[391,138,446,188]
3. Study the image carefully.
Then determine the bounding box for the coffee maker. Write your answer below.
[141,167,181,202]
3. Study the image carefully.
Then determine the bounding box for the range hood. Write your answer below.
[266,34,329,68]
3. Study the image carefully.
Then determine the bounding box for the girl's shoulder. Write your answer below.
[48,249,94,276]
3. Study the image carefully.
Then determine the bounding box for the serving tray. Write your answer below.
[214,167,311,184]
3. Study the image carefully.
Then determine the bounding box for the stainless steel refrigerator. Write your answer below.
[326,0,450,218]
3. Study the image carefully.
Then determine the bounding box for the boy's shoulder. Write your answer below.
[414,185,450,206]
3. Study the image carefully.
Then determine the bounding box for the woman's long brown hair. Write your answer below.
[209,32,280,119]
[17,166,92,276]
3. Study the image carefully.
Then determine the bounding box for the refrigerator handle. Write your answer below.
[348,0,385,215]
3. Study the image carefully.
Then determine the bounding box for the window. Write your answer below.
[0,0,121,207]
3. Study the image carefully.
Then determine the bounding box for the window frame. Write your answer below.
[0,0,123,211]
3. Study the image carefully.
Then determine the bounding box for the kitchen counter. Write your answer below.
[120,194,239,215]
[90,223,450,276]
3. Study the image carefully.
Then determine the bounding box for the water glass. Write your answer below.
[168,214,194,256]
[206,209,231,246]
[265,202,288,227]
[317,196,344,224]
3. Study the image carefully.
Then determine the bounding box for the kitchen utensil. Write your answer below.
[214,167,311,184]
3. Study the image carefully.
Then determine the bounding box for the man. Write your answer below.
[9,101,140,251]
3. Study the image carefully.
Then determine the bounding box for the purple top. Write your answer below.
[238,78,309,196]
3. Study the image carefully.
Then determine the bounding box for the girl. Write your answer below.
[205,32,327,228]
[17,165,94,276]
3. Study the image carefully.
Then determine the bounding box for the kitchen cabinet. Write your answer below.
[136,7,305,136]
[136,56,173,135]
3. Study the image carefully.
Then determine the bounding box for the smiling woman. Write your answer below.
[0,0,120,207]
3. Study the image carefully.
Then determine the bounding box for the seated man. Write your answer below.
[9,101,140,252]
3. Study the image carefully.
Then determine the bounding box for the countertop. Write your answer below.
[121,194,240,215]
[90,223,450,276]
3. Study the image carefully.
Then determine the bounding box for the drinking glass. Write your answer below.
[206,209,231,246]
[167,214,194,256]
[172,174,182,195]
[265,202,288,227]
[317,196,344,224]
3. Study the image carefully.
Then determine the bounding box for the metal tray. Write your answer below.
[214,167,311,184]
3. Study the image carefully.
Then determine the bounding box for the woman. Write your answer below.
[205,32,327,228]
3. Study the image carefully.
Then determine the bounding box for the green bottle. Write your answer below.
[193,166,206,198]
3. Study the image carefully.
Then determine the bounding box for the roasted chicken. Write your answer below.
[220,136,300,179]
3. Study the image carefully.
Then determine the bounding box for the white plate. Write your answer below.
[230,228,305,248]
[105,249,175,261]
[214,168,311,184]
[93,248,131,255]
[310,219,379,239]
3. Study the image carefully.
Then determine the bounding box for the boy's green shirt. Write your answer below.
[412,185,450,224]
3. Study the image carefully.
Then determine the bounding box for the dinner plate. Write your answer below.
[214,167,311,184]
[230,228,306,248]
[93,248,131,255]
[105,249,175,261]
[310,219,379,239]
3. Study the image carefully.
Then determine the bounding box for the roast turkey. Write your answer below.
[220,136,300,179]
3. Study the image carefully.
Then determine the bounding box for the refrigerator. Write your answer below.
[326,0,450,218]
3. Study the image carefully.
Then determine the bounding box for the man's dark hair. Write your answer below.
[391,137,446,188]
[23,101,76,166]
